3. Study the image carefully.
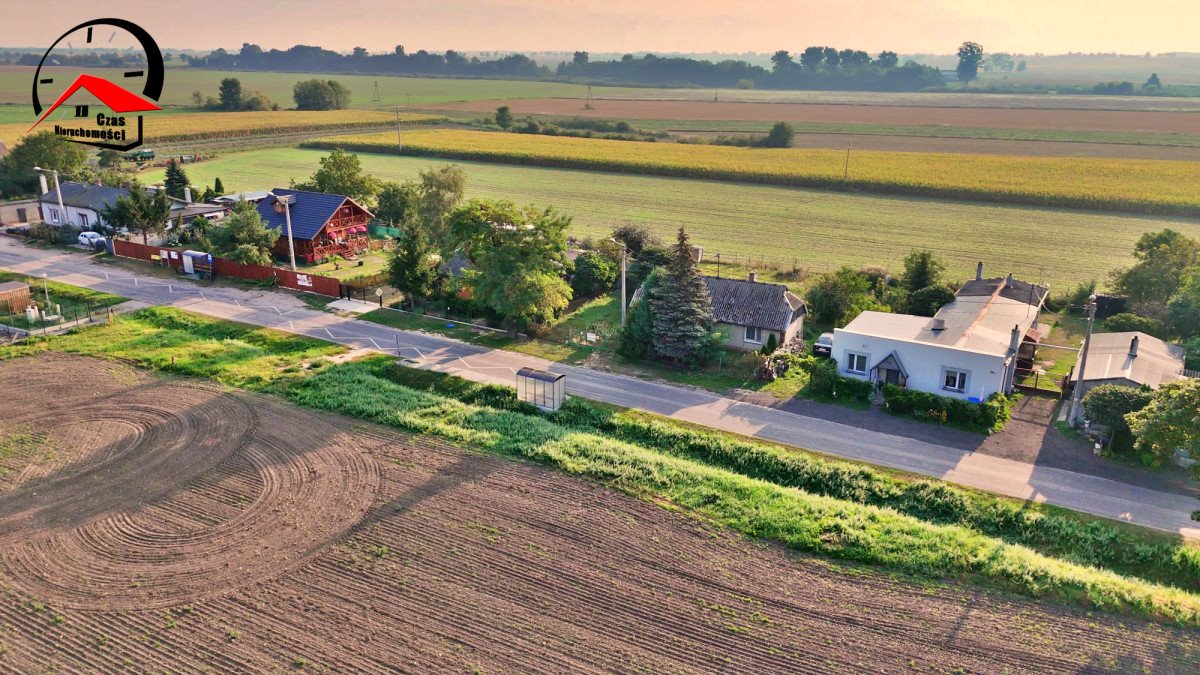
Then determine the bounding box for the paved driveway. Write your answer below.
[1,236,1197,539]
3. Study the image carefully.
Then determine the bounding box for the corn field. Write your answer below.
[305,129,1200,217]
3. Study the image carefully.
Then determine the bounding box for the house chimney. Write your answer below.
[748,270,757,283]
[1005,273,1014,289]
[1009,324,1021,352]
[976,261,983,281]
[931,318,946,331]
[38,173,49,195]
[184,187,192,204]
[1129,335,1140,357]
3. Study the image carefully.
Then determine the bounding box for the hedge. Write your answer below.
[883,384,1014,433]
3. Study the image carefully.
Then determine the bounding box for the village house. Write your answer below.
[256,188,374,264]
[1069,332,1186,397]
[834,266,1048,401]
[37,181,224,233]
[705,272,806,351]
[0,198,39,227]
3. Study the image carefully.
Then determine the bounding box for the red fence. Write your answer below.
[113,240,342,297]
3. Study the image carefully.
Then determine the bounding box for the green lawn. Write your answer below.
[142,147,1200,289]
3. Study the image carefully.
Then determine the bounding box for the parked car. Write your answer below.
[78,231,106,248]
[812,332,834,358]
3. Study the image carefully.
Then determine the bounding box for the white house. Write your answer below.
[1069,331,1186,396]
[38,181,225,232]
[833,268,1048,401]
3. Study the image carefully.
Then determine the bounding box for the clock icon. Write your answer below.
[30,18,164,149]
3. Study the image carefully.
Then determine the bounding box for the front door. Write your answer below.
[883,368,901,385]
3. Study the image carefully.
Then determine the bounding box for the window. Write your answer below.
[845,352,868,375]
[744,326,762,343]
[16,208,27,222]
[48,208,60,224]
[79,213,89,228]
[943,369,968,393]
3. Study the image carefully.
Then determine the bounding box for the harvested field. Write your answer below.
[2,354,1196,672]
[433,98,1200,134]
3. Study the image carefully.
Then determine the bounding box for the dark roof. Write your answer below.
[517,367,565,383]
[440,250,474,277]
[957,276,1048,308]
[255,188,351,241]
[703,276,806,332]
[39,181,128,212]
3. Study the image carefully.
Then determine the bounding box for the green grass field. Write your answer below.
[142,147,1200,289]
[0,68,609,110]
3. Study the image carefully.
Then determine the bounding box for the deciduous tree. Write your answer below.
[295,148,381,203]
[218,77,243,111]
[1110,229,1200,314]
[956,42,985,84]
[208,200,279,265]
[0,131,88,197]
[494,105,513,130]
[1127,378,1200,467]
[98,184,171,245]
[901,250,946,293]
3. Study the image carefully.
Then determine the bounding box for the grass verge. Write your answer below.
[3,306,1199,627]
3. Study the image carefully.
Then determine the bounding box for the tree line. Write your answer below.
[192,44,547,78]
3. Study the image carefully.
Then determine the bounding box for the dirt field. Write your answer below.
[0,354,1197,672]
[433,98,1200,134]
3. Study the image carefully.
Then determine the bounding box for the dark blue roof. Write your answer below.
[256,188,349,241]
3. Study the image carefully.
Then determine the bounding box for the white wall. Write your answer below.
[832,329,1008,401]
[40,203,103,230]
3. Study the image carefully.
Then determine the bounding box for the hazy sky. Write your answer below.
[4,0,1197,55]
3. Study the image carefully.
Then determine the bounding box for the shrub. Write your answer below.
[1183,337,1200,371]
[908,284,956,316]
[883,385,1014,433]
[806,357,874,403]
[761,332,778,355]
[571,251,617,297]
[1102,313,1166,338]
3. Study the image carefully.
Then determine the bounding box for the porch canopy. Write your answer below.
[871,351,908,386]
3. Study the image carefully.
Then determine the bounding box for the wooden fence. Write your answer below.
[113,240,343,297]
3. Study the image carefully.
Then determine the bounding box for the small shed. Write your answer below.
[0,281,31,313]
[516,367,566,412]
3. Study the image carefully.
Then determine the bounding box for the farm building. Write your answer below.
[834,267,1048,401]
[704,272,806,351]
[0,199,39,226]
[256,189,374,264]
[1068,332,1186,396]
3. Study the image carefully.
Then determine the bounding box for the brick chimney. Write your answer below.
[747,270,757,283]
[1009,324,1021,353]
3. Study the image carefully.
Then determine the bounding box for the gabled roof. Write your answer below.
[39,181,127,212]
[1072,332,1186,389]
[255,188,354,241]
[703,275,805,332]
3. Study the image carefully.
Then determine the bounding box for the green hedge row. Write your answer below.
[883,384,1014,433]
[386,363,1200,593]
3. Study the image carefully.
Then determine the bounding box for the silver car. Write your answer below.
[812,332,834,358]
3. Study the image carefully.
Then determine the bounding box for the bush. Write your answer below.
[1183,337,1200,371]
[805,357,874,403]
[908,284,956,316]
[1102,313,1166,338]
[1083,384,1153,437]
[883,385,1014,433]
[571,250,617,297]
[760,332,778,355]
[1047,279,1096,313]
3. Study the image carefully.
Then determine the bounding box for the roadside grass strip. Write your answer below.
[3,306,1199,626]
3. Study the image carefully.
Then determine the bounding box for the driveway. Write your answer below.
[1,235,1197,539]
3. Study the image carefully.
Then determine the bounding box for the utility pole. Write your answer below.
[34,167,66,225]
[611,238,627,327]
[716,252,721,278]
[372,80,380,102]
[1067,295,1098,426]
[281,197,297,272]
[42,273,50,308]
[843,142,852,182]
[396,106,403,151]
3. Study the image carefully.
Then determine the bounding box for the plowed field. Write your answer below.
[433,98,1200,134]
[0,354,1196,672]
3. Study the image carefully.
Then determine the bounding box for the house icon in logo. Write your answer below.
[30,73,162,150]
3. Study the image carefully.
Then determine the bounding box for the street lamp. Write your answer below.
[1067,294,1098,426]
[609,238,627,327]
[33,166,66,226]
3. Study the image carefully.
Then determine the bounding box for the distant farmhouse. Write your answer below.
[834,265,1048,401]
[37,181,224,231]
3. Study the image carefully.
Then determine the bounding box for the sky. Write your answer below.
[3,0,1197,56]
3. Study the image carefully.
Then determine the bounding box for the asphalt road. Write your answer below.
[3,236,1197,539]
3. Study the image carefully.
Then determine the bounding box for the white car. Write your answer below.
[78,231,106,248]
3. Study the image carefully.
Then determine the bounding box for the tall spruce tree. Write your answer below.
[163,159,190,199]
[213,177,226,195]
[649,227,714,362]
